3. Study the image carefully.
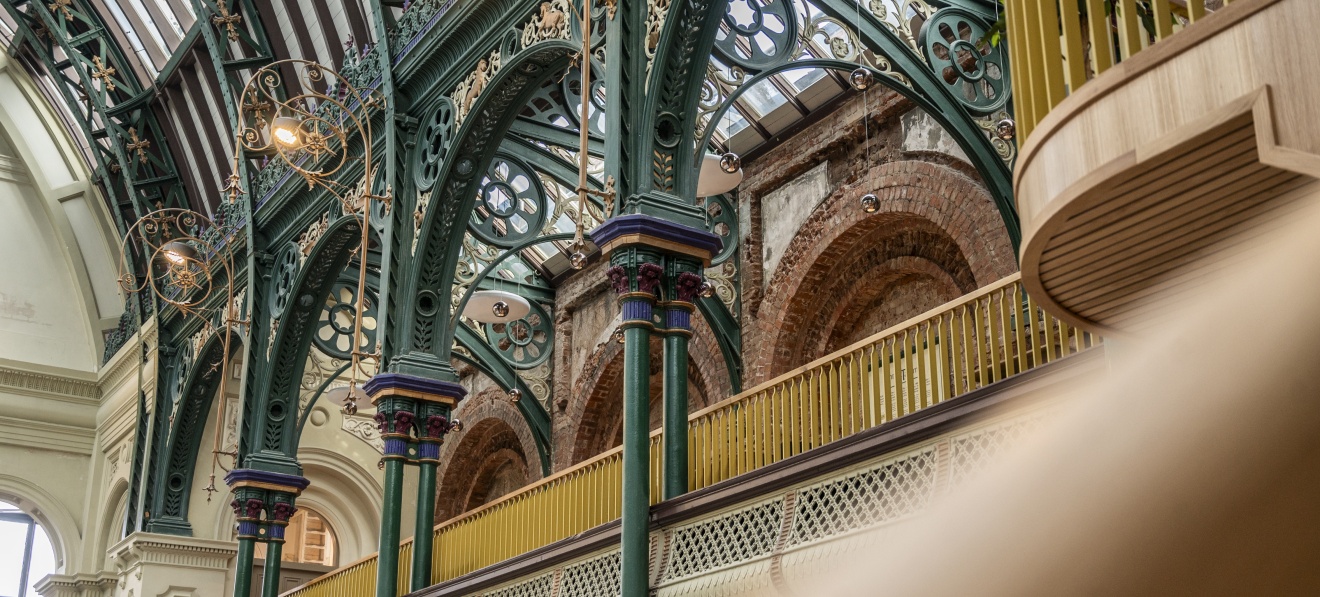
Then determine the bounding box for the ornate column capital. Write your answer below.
[364,373,466,461]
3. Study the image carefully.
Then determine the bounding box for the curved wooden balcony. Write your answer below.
[1009,0,1320,333]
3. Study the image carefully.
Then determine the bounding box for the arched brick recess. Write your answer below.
[549,260,735,472]
[817,256,963,354]
[557,329,720,470]
[435,386,541,521]
[745,161,1017,385]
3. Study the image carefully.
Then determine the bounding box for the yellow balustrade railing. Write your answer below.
[687,274,1094,488]
[285,274,1095,596]
[432,433,663,580]
[1006,0,1222,140]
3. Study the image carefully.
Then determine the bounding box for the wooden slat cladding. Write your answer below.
[1015,0,1320,335]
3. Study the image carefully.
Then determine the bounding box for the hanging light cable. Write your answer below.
[567,0,615,270]
[854,0,879,213]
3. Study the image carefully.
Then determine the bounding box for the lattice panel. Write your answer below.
[788,447,939,547]
[662,498,783,582]
[479,572,554,597]
[949,413,1051,485]
[559,550,621,597]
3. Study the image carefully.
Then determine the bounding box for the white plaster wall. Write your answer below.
[760,161,831,287]
[900,108,970,163]
[0,176,98,370]
[0,54,123,371]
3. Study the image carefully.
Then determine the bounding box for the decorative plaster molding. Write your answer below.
[0,154,30,183]
[111,532,238,573]
[33,572,116,597]
[342,412,384,453]
[0,415,96,454]
[0,364,99,402]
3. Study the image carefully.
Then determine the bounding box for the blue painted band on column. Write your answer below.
[418,441,441,460]
[267,524,286,541]
[622,298,653,322]
[384,437,409,456]
[237,520,261,537]
[665,308,691,330]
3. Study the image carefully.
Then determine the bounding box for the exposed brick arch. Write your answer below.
[435,387,541,521]
[815,255,963,355]
[746,161,1016,385]
[558,327,722,469]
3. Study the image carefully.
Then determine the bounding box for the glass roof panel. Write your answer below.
[740,78,790,117]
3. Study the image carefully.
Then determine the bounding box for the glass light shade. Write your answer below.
[697,153,744,197]
[272,116,303,148]
[463,290,531,323]
[160,240,198,265]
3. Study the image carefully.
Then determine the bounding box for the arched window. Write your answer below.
[0,501,56,597]
[254,508,337,568]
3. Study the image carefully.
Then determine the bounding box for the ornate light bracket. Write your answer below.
[116,208,245,502]
[231,59,391,415]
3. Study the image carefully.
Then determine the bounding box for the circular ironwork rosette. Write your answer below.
[484,301,553,369]
[268,242,301,318]
[413,99,455,192]
[468,154,547,247]
[713,0,798,71]
[919,7,1010,114]
[314,280,379,359]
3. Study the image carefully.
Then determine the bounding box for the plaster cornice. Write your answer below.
[111,532,238,573]
[0,362,100,403]
[0,416,96,454]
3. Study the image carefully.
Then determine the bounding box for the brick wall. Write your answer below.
[738,92,1017,385]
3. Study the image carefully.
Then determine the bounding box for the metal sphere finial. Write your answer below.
[719,152,741,173]
[860,193,880,213]
[570,251,588,270]
[698,281,716,299]
[995,118,1016,141]
[849,68,874,91]
[492,300,510,318]
[509,388,522,404]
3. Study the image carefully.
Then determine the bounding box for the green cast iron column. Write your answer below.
[262,496,297,597]
[663,263,705,499]
[662,306,692,500]
[378,457,405,596]
[412,402,456,591]
[233,536,255,597]
[622,311,652,596]
[260,540,283,597]
[230,489,265,597]
[612,257,661,597]
[375,402,416,597]
[411,458,437,589]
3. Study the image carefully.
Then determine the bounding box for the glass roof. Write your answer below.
[707,0,881,158]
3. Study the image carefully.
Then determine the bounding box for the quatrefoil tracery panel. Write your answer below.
[469,154,548,248]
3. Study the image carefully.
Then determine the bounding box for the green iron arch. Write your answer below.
[146,328,243,535]
[242,213,371,476]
